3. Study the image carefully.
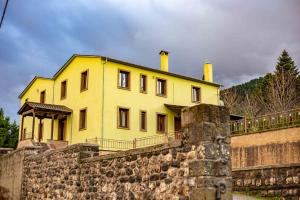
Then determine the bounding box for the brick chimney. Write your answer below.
[203,61,213,82]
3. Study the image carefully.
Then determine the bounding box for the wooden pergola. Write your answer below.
[18,102,72,142]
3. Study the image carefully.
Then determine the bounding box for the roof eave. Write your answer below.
[101,57,221,87]
[18,76,52,99]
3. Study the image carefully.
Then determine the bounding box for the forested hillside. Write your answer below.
[221,50,300,118]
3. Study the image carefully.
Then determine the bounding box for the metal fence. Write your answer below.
[230,108,300,134]
[85,131,183,151]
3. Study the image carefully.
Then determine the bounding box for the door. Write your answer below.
[174,117,181,131]
[58,118,67,141]
[174,117,182,139]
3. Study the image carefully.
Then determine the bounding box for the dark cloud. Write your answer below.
[0,0,299,121]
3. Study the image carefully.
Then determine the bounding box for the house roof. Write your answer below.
[19,54,221,98]
[18,76,52,99]
[18,102,72,115]
[53,55,221,87]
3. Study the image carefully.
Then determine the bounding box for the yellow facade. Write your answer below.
[19,54,220,145]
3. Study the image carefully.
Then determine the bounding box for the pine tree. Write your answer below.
[221,49,300,115]
[275,50,299,76]
[262,50,300,112]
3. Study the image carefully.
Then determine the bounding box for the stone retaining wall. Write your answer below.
[231,127,300,169]
[22,144,99,199]
[233,164,300,199]
[0,147,41,200]
[232,142,300,169]
[0,104,232,200]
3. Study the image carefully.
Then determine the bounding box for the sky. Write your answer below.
[0,0,300,122]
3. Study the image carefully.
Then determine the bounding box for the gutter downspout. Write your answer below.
[52,81,55,104]
[101,58,107,141]
[69,112,73,145]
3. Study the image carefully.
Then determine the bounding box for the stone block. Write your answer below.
[184,122,217,145]
[189,160,214,176]
[182,104,230,128]
[189,187,216,200]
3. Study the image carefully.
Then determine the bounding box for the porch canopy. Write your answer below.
[165,103,244,120]
[18,102,72,141]
[164,104,186,113]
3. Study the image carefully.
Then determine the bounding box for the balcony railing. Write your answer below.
[85,131,183,151]
[230,108,300,135]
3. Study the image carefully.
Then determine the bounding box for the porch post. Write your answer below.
[39,118,42,142]
[20,115,24,140]
[51,114,54,140]
[32,111,35,140]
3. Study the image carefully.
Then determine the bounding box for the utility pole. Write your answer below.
[0,0,9,29]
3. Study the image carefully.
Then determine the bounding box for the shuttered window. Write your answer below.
[140,75,147,93]
[157,114,167,133]
[140,111,147,131]
[118,70,130,89]
[79,109,87,130]
[192,86,201,102]
[81,70,88,91]
[40,90,46,103]
[118,107,129,129]
[61,80,67,99]
[156,78,167,96]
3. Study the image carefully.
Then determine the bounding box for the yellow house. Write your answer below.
[17,51,221,148]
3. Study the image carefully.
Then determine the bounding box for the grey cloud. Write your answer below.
[0,0,299,121]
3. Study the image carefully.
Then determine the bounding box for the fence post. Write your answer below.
[133,138,137,149]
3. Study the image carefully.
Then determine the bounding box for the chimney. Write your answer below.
[203,61,213,82]
[159,50,169,72]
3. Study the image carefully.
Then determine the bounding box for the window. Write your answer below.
[157,113,167,133]
[25,98,29,102]
[156,78,167,96]
[192,86,201,102]
[118,70,130,89]
[118,107,129,129]
[40,90,46,103]
[140,74,147,93]
[79,108,87,130]
[140,111,147,131]
[81,70,88,91]
[61,80,67,99]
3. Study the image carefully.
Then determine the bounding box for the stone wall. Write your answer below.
[0,104,232,200]
[233,164,300,199]
[231,126,300,199]
[0,147,41,200]
[232,142,300,169]
[231,127,300,169]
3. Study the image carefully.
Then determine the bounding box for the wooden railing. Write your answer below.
[230,108,300,134]
[85,131,183,151]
